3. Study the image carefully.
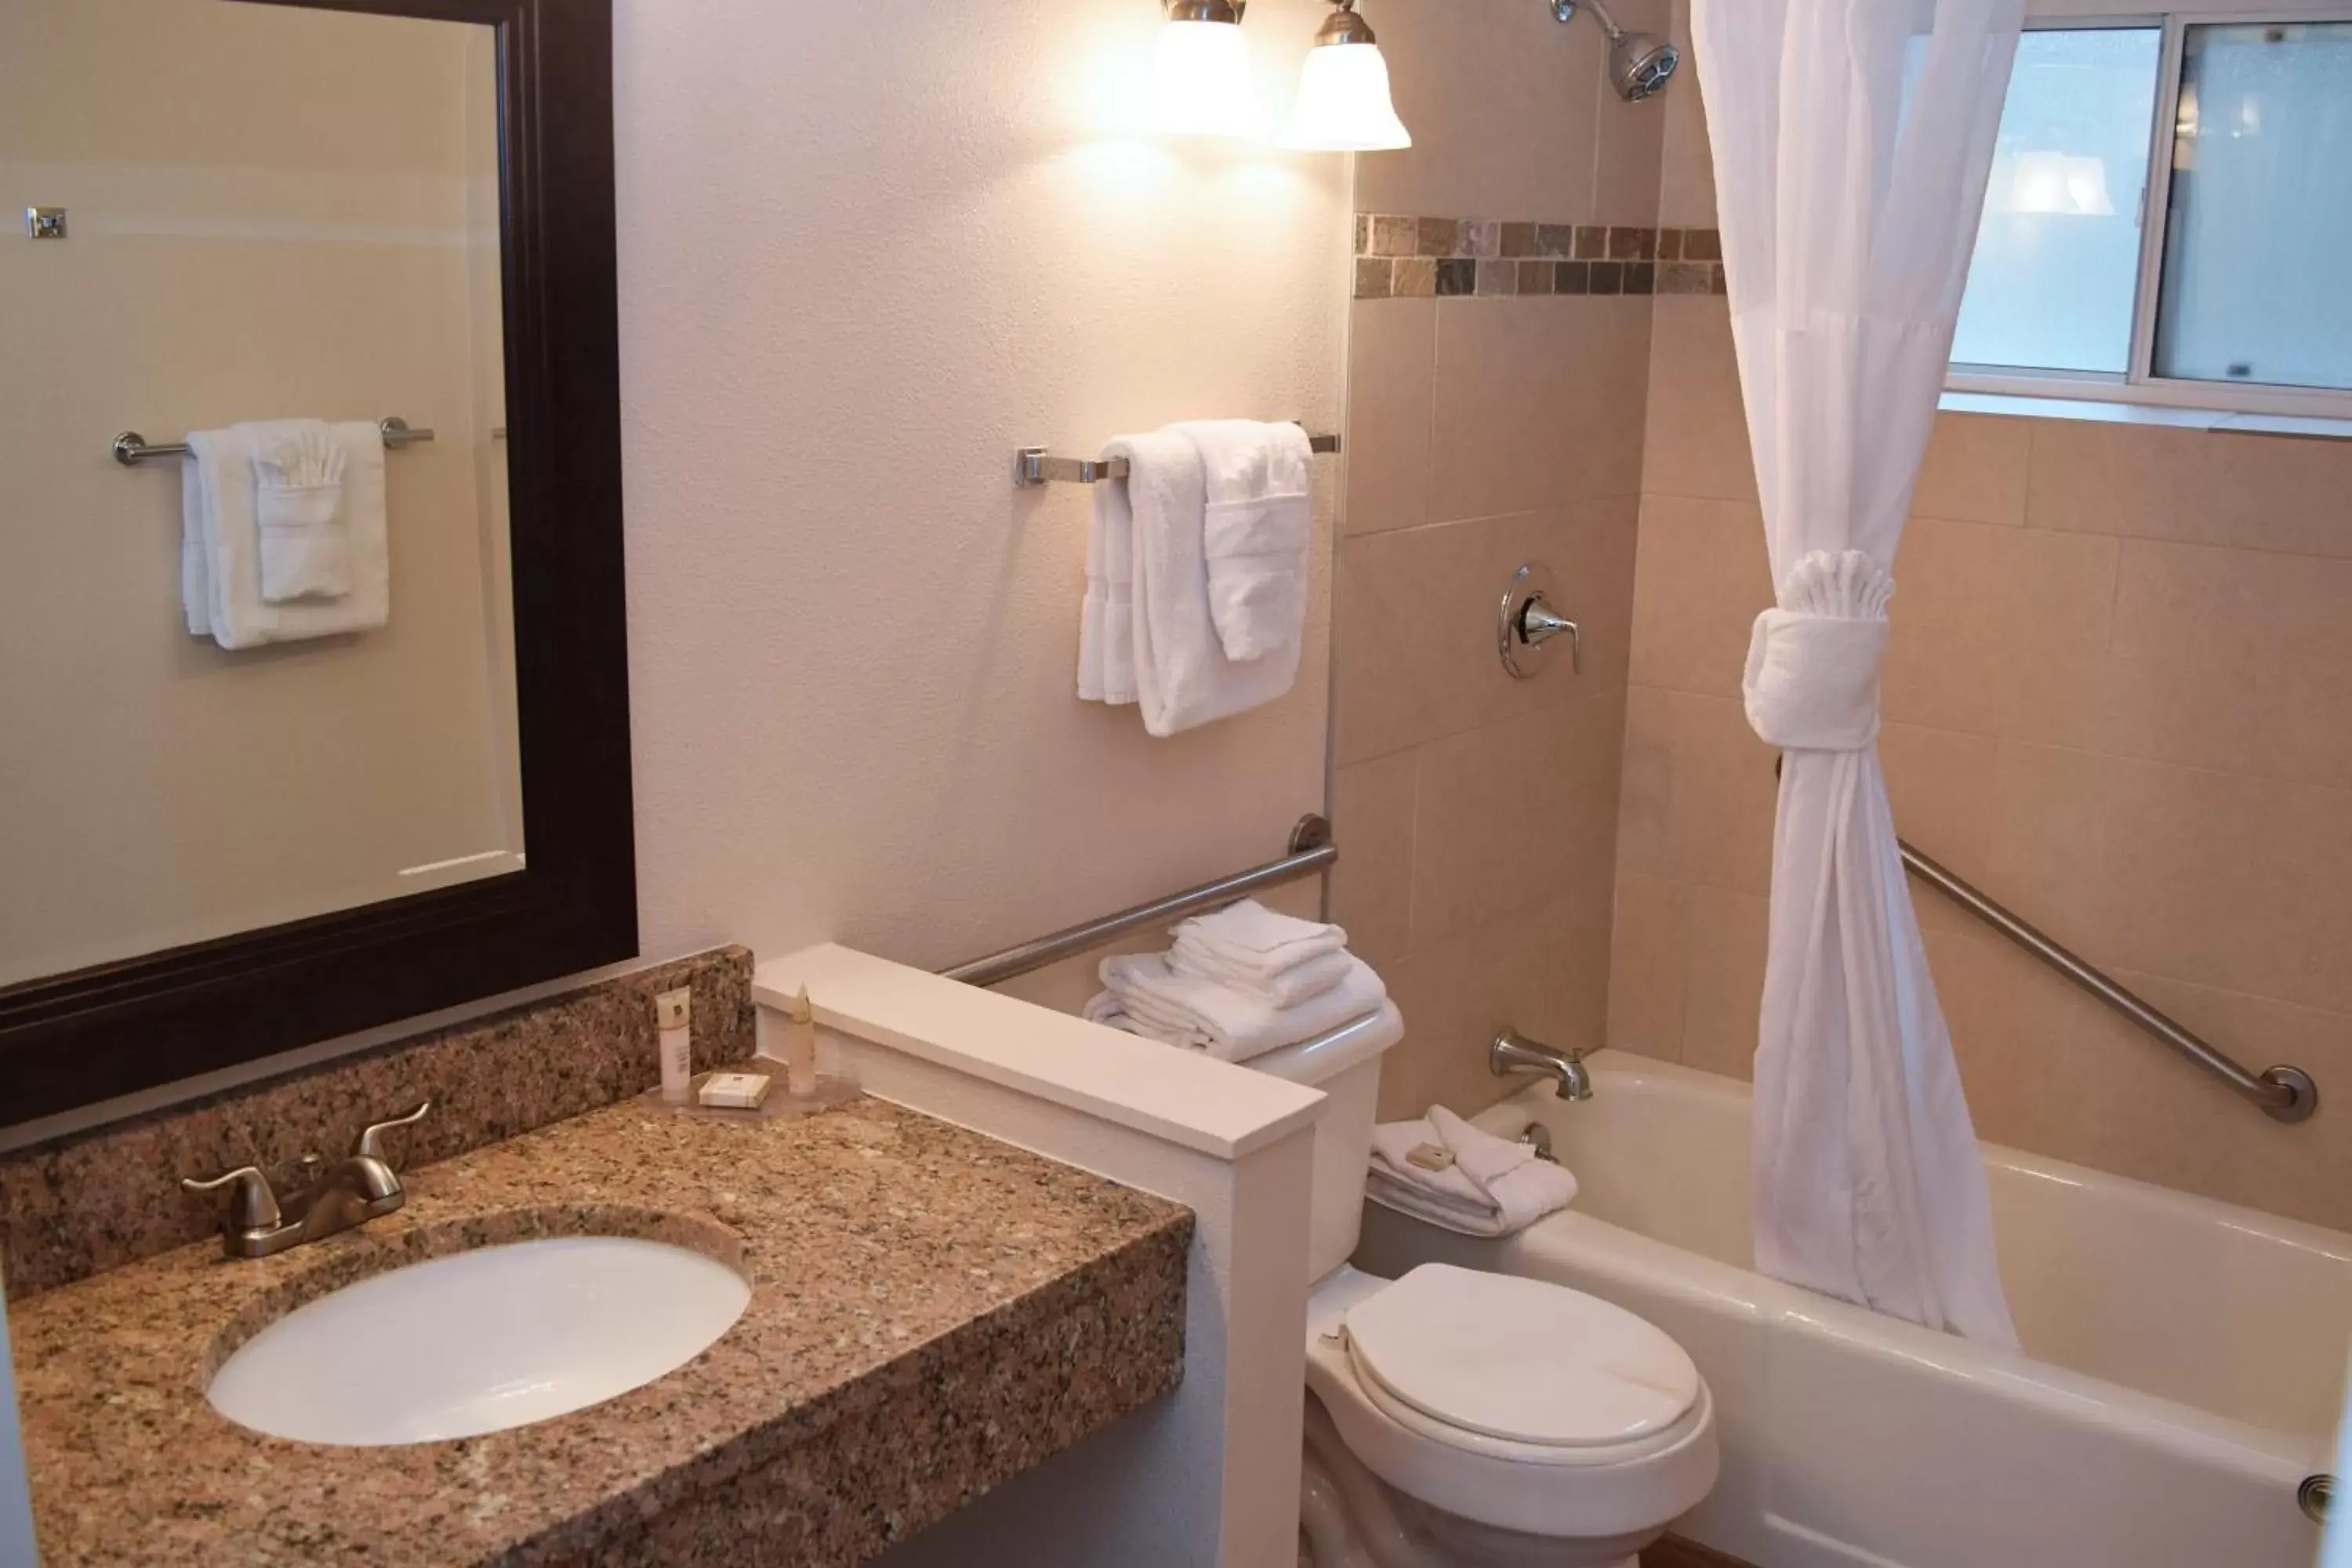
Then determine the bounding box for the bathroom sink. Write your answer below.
[206,1236,751,1446]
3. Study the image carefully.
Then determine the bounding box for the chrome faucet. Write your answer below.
[181,1102,431,1259]
[1490,1030,1592,1101]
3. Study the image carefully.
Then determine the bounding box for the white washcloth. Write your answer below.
[1086,950,1387,1063]
[250,420,351,602]
[1366,1106,1580,1238]
[1167,898,1352,1006]
[1076,429,1302,736]
[183,421,389,648]
[1168,419,1313,663]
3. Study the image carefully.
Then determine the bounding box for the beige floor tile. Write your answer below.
[1641,299,1755,503]
[1344,299,1436,537]
[1609,871,1690,1062]
[1330,751,1418,970]
[1628,492,1769,699]
[1433,298,1652,522]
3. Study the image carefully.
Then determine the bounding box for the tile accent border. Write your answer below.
[1354,214,1726,300]
[0,948,757,1296]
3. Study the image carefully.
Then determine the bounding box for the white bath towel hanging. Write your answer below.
[182,420,390,649]
[250,420,352,603]
[1167,419,1313,663]
[1076,429,1303,736]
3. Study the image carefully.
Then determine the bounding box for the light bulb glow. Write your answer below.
[1151,19,1266,139]
[1283,41,1411,151]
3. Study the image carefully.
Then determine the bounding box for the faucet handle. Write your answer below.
[354,1101,432,1163]
[180,1167,284,1232]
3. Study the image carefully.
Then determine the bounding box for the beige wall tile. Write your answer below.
[1881,517,2119,741]
[1330,750,1417,970]
[1910,412,2032,526]
[1917,917,2109,1161]
[2111,537,2352,671]
[1617,685,1777,895]
[1432,297,1652,522]
[2025,419,2352,559]
[1677,881,1766,1080]
[1409,691,1625,951]
[1984,741,2352,1017]
[1377,880,1614,1121]
[1642,298,1755,503]
[1627,492,1769,699]
[1608,871,1688,1062]
[1879,722,2001,935]
[1654,1,1717,229]
[1352,0,1604,223]
[1334,500,1636,764]
[1343,298,1436,536]
[1592,77,1665,227]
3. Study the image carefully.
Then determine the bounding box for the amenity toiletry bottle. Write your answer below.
[786,985,818,1099]
[657,987,693,1103]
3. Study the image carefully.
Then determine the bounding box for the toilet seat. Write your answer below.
[1342,1264,1701,1460]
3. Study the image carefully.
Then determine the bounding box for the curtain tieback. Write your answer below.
[1742,549,1894,753]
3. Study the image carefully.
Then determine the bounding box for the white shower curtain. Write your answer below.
[1689,0,2023,1345]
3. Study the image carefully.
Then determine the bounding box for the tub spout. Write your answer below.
[1490,1029,1592,1101]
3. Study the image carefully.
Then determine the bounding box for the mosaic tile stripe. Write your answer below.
[1354,216,1726,299]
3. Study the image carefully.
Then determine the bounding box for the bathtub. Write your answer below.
[1350,1054,2352,1568]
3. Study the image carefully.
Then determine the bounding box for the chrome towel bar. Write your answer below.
[942,815,1337,988]
[1014,430,1341,488]
[1901,840,2318,1123]
[111,416,435,467]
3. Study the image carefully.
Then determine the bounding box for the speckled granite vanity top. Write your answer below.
[12,1094,1192,1566]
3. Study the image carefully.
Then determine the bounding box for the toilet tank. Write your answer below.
[1246,1003,1405,1283]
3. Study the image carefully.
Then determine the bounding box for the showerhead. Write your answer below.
[1551,0,1681,102]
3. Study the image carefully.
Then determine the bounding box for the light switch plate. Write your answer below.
[25,207,65,239]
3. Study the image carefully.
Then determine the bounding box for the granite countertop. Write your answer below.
[12,1093,1192,1566]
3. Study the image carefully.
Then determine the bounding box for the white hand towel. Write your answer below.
[184,421,389,649]
[1088,951,1387,1063]
[1365,1106,1580,1238]
[1167,942,1353,1008]
[1171,898,1348,973]
[1169,419,1314,663]
[1076,430,1301,736]
[251,420,351,602]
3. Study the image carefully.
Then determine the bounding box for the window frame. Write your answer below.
[1947,5,2352,419]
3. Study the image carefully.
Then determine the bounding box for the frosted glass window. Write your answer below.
[1951,27,2163,375]
[2154,23,2352,391]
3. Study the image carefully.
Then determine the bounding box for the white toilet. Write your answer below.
[1249,1007,1718,1568]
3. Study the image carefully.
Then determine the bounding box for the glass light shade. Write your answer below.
[1151,19,1266,139]
[1283,42,1410,151]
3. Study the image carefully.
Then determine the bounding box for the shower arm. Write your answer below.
[1552,0,1626,41]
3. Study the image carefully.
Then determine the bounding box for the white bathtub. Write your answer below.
[1351,1055,2352,1568]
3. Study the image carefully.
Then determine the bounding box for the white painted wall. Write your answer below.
[613,0,1350,977]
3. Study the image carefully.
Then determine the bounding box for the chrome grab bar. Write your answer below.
[1900,840,2318,1124]
[941,815,1336,988]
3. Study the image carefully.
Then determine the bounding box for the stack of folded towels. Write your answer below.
[1083,898,1387,1064]
[1367,1106,1581,1238]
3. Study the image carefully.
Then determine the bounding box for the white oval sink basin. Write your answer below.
[207,1236,750,1446]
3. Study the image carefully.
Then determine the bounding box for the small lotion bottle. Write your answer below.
[786,985,819,1098]
[656,986,693,1104]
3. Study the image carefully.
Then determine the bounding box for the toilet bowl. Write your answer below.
[1248,1011,1718,1566]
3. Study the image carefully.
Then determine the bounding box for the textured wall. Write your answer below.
[1330,0,1668,1120]
[615,0,1349,982]
[1610,2,2352,1232]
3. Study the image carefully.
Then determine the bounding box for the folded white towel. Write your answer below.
[250,420,351,602]
[1365,1106,1580,1238]
[1169,943,1352,1007]
[1166,898,1352,1006]
[1087,950,1388,1063]
[183,420,389,649]
[1076,428,1302,737]
[1169,419,1313,663]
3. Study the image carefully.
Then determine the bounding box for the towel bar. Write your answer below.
[941,815,1336,987]
[1014,429,1341,488]
[111,417,435,467]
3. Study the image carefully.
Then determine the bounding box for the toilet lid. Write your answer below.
[1343,1264,1700,1449]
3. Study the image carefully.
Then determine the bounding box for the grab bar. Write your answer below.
[1900,840,2318,1123]
[941,815,1336,988]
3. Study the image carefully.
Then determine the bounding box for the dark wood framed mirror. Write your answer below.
[0,0,633,1123]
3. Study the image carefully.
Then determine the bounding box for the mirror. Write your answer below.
[0,0,634,1123]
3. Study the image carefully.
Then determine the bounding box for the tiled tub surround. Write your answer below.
[13,1092,1192,1566]
[0,948,756,1296]
[1352,217,1724,299]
